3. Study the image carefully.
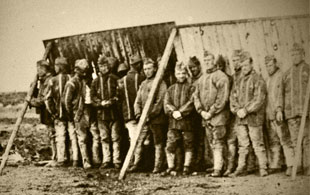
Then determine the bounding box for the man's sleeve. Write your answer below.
[230,80,240,114]
[209,74,230,116]
[163,87,176,116]
[44,79,57,116]
[149,81,167,118]
[90,78,102,107]
[134,84,143,119]
[244,76,267,113]
[179,85,195,116]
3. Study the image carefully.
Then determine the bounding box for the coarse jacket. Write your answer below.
[283,61,310,119]
[164,81,195,131]
[134,77,167,125]
[230,69,267,126]
[194,69,230,127]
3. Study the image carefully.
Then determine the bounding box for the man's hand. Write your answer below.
[276,111,283,122]
[172,111,182,120]
[201,111,211,120]
[101,100,112,107]
[237,108,247,118]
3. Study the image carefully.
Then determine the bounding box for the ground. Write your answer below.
[0,94,309,195]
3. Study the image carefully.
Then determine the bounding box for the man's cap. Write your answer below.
[187,56,201,67]
[264,54,276,63]
[98,55,108,65]
[231,49,243,58]
[290,43,304,53]
[75,59,89,71]
[240,51,252,63]
[203,50,214,58]
[37,60,52,73]
[117,62,129,73]
[130,54,142,65]
[55,57,68,66]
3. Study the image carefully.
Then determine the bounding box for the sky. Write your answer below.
[0,0,308,92]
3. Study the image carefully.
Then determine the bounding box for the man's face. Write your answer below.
[291,50,303,65]
[175,70,187,83]
[37,66,46,79]
[265,60,277,76]
[132,62,142,72]
[144,63,157,79]
[204,55,215,70]
[241,59,253,76]
[99,63,110,75]
[188,64,200,77]
[232,56,241,71]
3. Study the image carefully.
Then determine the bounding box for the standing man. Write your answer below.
[29,60,56,165]
[283,43,310,175]
[118,54,145,146]
[164,62,195,175]
[45,57,79,167]
[194,51,230,177]
[264,55,294,176]
[64,59,92,169]
[229,51,268,177]
[130,58,167,173]
[188,56,212,171]
[91,56,122,169]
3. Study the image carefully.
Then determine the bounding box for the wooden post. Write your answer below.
[118,28,177,180]
[0,42,53,175]
[292,78,310,179]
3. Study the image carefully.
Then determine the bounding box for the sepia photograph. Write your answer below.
[0,0,309,194]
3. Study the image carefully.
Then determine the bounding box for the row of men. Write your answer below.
[29,42,309,178]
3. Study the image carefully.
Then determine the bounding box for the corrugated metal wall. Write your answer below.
[43,22,176,72]
[174,15,309,79]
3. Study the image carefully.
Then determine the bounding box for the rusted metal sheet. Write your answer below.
[175,14,309,79]
[43,22,176,73]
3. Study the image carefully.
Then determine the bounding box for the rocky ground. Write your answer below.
[0,95,309,195]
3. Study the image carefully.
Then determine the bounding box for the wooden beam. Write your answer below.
[292,78,310,179]
[0,42,53,175]
[118,28,177,180]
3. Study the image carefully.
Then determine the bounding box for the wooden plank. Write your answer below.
[222,24,236,74]
[254,20,269,77]
[200,26,212,53]
[292,78,310,179]
[0,42,53,175]
[297,18,310,62]
[191,26,205,60]
[268,19,282,62]
[119,28,177,180]
[173,31,185,62]
[230,24,242,50]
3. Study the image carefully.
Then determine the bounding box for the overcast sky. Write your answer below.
[0,0,308,92]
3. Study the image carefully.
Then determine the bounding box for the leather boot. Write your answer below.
[183,150,193,175]
[223,144,236,176]
[102,142,111,165]
[50,139,57,161]
[92,141,101,166]
[229,152,248,177]
[153,144,164,173]
[80,143,91,169]
[175,147,183,172]
[112,141,121,166]
[71,136,79,163]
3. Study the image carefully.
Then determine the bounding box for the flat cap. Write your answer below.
[98,55,108,65]
[290,43,304,53]
[55,57,68,66]
[130,54,142,65]
[188,56,201,67]
[231,49,243,58]
[75,59,89,71]
[117,62,129,73]
[240,51,252,62]
[203,50,214,58]
[264,54,276,63]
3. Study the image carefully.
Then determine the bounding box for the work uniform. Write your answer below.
[133,77,167,171]
[118,69,145,140]
[91,73,122,166]
[194,68,230,174]
[64,75,91,168]
[266,67,294,170]
[45,73,79,164]
[31,73,56,160]
[164,81,195,172]
[283,60,310,173]
[230,69,268,173]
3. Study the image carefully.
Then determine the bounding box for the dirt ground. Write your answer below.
[0,103,309,195]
